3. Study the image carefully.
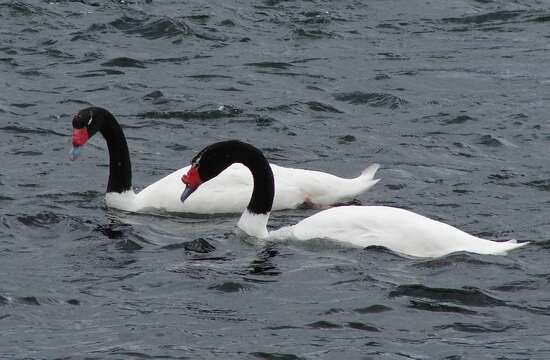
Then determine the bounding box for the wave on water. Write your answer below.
[1,0,549,358]
[0,294,80,307]
[439,9,550,32]
[139,104,242,121]
[389,284,506,307]
[334,91,408,109]
[110,15,193,40]
[101,57,146,68]
[0,1,55,17]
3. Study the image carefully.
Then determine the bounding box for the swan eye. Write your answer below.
[87,111,93,126]
[191,155,202,168]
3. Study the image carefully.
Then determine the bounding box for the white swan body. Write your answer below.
[181,140,528,258]
[70,107,379,215]
[106,163,380,214]
[267,206,528,258]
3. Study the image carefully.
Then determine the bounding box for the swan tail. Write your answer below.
[325,163,381,204]
[489,239,529,255]
[358,163,381,192]
[361,163,380,179]
[301,163,381,207]
[504,239,529,250]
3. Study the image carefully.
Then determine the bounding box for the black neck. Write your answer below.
[241,148,274,215]
[208,141,274,214]
[100,113,132,193]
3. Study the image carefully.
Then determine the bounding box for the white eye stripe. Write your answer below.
[87,111,93,126]
[193,154,202,165]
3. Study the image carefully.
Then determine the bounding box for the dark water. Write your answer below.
[1,0,550,358]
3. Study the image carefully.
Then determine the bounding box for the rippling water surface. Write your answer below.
[1,0,550,359]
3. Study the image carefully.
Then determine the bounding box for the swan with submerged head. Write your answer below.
[180,140,528,258]
[69,107,380,214]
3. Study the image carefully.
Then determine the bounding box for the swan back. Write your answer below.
[270,164,380,208]
[288,206,527,257]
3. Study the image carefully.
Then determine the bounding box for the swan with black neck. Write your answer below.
[180,140,528,258]
[69,107,380,214]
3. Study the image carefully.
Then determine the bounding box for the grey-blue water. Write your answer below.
[1,1,550,359]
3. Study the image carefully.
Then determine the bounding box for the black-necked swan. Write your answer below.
[69,107,380,214]
[179,140,528,257]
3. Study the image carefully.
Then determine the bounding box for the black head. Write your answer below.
[195,141,257,182]
[181,140,254,196]
[180,140,274,214]
[70,107,115,161]
[69,106,132,193]
[71,107,112,145]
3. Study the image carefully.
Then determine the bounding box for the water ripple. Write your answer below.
[16,211,63,228]
[160,238,216,253]
[208,281,255,293]
[101,57,146,68]
[334,91,408,109]
[251,352,304,360]
[1,0,549,358]
[1,1,53,17]
[435,321,521,333]
[353,304,392,314]
[139,105,242,121]
[442,10,526,25]
[111,16,192,40]
[408,299,477,315]
[389,284,506,307]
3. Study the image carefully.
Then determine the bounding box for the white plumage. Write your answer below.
[106,163,380,214]
[267,206,527,257]
[181,140,528,258]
